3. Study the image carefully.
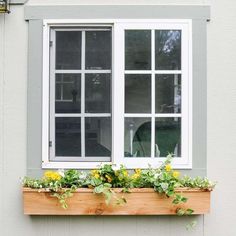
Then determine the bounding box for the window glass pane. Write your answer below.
[155,74,181,113]
[125,30,151,70]
[55,117,81,156]
[85,74,111,113]
[124,118,151,157]
[125,74,151,113]
[55,74,81,113]
[85,31,111,70]
[56,31,81,70]
[85,117,111,157]
[155,30,181,70]
[155,118,181,157]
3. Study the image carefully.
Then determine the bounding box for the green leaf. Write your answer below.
[176,208,185,216]
[94,185,104,194]
[186,220,197,231]
[185,208,194,215]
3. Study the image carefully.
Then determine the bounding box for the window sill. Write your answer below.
[42,160,192,170]
[23,187,211,215]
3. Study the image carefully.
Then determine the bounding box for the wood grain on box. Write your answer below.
[23,187,211,215]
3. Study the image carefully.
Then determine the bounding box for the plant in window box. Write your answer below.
[22,155,215,215]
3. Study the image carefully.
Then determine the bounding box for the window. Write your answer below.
[42,20,192,169]
[49,27,112,163]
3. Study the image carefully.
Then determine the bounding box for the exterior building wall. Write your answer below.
[0,0,236,236]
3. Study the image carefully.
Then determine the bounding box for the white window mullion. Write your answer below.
[55,70,111,74]
[81,31,86,158]
[151,29,155,159]
[155,114,182,118]
[125,70,181,74]
[55,113,111,117]
[112,23,124,166]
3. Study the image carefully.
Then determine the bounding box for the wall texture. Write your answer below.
[0,0,236,236]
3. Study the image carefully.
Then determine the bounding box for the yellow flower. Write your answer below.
[131,173,140,179]
[91,170,98,175]
[123,170,128,177]
[135,169,141,174]
[44,171,61,181]
[165,164,172,172]
[94,173,100,179]
[173,171,180,178]
[105,174,112,183]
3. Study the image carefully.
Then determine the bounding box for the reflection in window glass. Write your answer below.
[85,31,111,70]
[55,117,81,157]
[124,118,151,157]
[85,74,111,113]
[125,74,151,113]
[155,30,181,70]
[56,31,81,70]
[155,118,181,157]
[55,74,81,113]
[125,30,151,70]
[85,117,111,157]
[155,74,181,113]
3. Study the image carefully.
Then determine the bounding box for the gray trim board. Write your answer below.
[26,7,208,177]
[10,0,27,5]
[27,20,43,173]
[24,5,210,20]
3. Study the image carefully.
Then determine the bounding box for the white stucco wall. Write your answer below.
[0,0,236,235]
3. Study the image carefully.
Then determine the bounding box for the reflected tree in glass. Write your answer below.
[155,30,181,70]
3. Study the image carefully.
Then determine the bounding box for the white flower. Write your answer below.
[79,172,87,180]
[154,173,160,179]
[58,169,65,177]
[160,183,169,191]
[112,164,119,171]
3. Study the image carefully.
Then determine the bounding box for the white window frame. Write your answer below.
[49,27,112,163]
[42,19,192,169]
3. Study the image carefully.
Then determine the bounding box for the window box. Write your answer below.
[23,187,211,215]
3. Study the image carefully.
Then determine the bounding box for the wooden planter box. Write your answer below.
[23,187,211,215]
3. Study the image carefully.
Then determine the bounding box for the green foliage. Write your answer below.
[94,183,113,205]
[180,175,216,190]
[51,188,74,209]
[22,155,215,213]
[172,194,188,205]
[186,220,197,231]
[176,208,194,216]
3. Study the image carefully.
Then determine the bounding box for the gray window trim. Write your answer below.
[10,0,27,5]
[26,5,210,177]
[24,5,210,20]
